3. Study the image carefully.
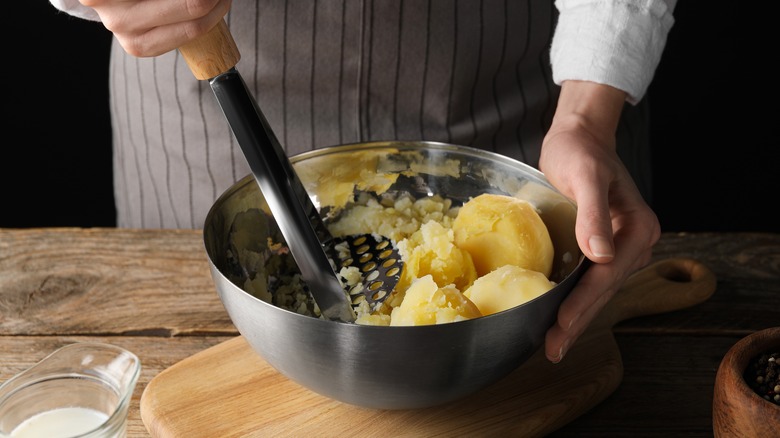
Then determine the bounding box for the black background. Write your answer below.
[2,2,777,232]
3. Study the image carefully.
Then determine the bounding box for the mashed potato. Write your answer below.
[233,184,557,325]
[395,220,477,294]
[327,193,457,244]
[389,275,482,326]
[326,192,556,326]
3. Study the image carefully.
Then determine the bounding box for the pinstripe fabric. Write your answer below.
[109,0,650,229]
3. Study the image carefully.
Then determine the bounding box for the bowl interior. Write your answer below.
[205,141,581,289]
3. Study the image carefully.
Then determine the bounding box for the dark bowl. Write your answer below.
[713,326,780,437]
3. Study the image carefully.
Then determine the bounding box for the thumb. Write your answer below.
[574,188,615,263]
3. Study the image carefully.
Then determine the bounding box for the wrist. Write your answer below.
[550,80,627,147]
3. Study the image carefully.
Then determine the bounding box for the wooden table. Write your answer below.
[1,228,778,436]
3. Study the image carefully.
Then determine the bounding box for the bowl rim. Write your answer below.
[290,140,550,183]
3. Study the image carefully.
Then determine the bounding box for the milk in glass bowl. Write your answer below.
[0,343,140,438]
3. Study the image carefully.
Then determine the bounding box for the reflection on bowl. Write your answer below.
[203,141,586,409]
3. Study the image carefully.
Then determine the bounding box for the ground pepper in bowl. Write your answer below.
[744,351,780,405]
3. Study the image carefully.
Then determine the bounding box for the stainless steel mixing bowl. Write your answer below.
[203,141,587,409]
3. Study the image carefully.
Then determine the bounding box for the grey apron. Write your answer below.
[109,0,650,229]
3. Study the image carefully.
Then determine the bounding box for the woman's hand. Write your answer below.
[540,80,661,363]
[80,0,233,56]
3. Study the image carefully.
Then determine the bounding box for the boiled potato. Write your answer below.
[464,265,555,315]
[390,275,482,326]
[395,220,478,293]
[453,193,554,277]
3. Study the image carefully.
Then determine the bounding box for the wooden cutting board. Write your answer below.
[140,258,716,437]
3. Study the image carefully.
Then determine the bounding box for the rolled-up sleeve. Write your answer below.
[551,0,677,104]
[49,0,101,22]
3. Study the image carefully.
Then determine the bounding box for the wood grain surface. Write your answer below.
[0,228,234,336]
[1,229,779,437]
[138,258,716,437]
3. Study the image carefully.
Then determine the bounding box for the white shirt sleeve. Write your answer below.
[49,0,101,22]
[551,0,677,104]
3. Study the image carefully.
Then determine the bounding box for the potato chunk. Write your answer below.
[464,265,555,315]
[396,220,478,293]
[390,275,482,326]
[453,194,554,277]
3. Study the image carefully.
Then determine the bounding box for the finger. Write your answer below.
[544,223,656,363]
[127,3,231,57]
[572,178,615,264]
[96,0,233,57]
[544,262,616,362]
[88,0,227,32]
